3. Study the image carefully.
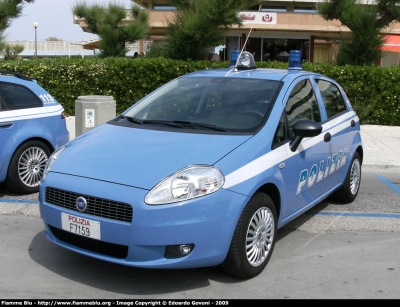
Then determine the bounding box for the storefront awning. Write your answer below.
[382,35,400,52]
[70,39,101,50]
[82,40,101,50]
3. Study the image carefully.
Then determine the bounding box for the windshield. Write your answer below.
[124,77,281,133]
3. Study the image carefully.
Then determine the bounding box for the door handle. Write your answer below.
[324,132,331,142]
[0,122,13,128]
[351,120,355,127]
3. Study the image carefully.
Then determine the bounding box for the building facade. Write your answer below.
[73,0,400,65]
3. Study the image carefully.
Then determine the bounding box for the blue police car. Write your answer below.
[39,51,362,278]
[0,70,69,194]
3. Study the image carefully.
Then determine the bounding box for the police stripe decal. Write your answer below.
[223,112,359,189]
[1,105,64,122]
[223,145,287,189]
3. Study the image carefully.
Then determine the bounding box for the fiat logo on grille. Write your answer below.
[76,196,87,212]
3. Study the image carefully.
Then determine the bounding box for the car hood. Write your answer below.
[50,123,252,189]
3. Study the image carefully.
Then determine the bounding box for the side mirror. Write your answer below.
[289,120,322,152]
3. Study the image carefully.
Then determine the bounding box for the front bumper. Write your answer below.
[39,172,248,269]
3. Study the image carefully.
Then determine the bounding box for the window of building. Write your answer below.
[294,6,318,13]
[225,37,310,63]
[262,38,309,62]
[261,6,287,12]
[153,4,176,10]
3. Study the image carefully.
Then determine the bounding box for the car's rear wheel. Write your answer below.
[5,140,51,194]
[221,192,277,279]
[334,151,361,203]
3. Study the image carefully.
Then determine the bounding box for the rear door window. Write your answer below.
[0,82,43,110]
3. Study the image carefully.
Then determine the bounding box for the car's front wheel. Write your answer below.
[5,140,51,194]
[221,192,277,279]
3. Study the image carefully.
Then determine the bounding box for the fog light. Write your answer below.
[179,244,192,255]
[165,244,194,259]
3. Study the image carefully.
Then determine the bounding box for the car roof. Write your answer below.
[0,70,38,87]
[0,75,37,86]
[182,67,324,82]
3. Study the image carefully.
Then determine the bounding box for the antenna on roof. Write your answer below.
[233,5,262,72]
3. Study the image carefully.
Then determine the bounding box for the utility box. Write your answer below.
[75,95,116,137]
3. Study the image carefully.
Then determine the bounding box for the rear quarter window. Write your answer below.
[316,79,347,119]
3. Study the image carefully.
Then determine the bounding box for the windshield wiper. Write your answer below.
[173,121,227,132]
[144,119,185,128]
[118,116,226,131]
[118,115,144,124]
[118,116,185,128]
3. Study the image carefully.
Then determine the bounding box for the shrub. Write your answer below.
[0,57,398,126]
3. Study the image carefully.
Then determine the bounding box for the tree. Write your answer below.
[46,37,63,41]
[0,0,35,42]
[0,43,24,60]
[72,1,149,58]
[162,0,264,61]
[319,0,400,65]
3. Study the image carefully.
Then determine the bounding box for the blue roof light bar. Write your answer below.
[288,50,302,70]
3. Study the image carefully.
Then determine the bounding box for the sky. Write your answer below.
[5,0,133,42]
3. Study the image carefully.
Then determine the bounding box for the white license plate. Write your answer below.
[61,212,101,240]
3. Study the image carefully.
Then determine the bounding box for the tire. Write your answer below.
[221,192,277,279]
[334,151,361,203]
[5,141,52,194]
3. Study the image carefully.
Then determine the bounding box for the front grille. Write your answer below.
[49,225,128,259]
[45,187,133,223]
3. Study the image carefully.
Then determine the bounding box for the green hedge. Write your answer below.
[1,57,399,126]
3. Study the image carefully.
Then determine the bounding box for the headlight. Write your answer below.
[145,165,225,205]
[41,145,66,182]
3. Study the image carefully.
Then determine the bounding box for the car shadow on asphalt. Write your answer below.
[26,200,337,294]
[28,230,245,294]
[0,182,39,201]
